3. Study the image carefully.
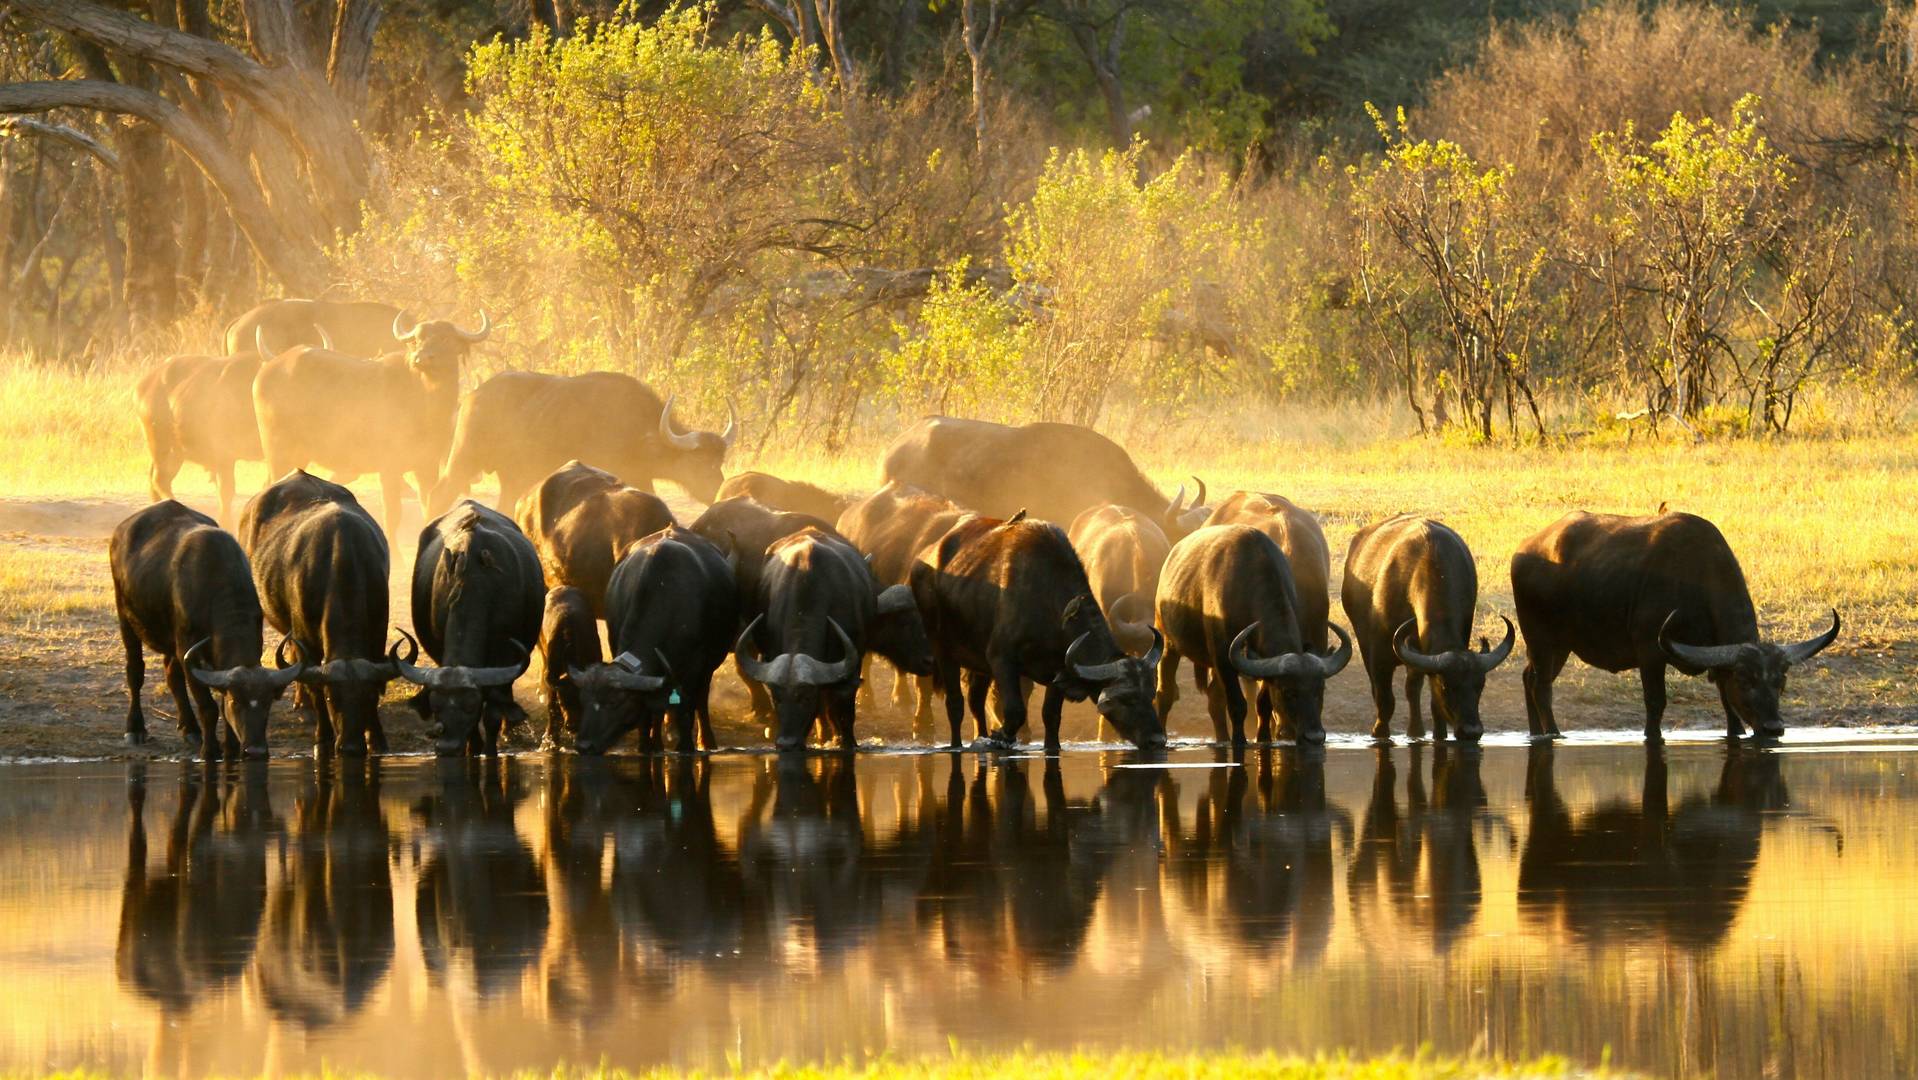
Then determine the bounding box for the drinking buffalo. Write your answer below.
[881,416,1208,538]
[111,501,303,757]
[572,526,737,754]
[395,502,543,756]
[514,461,675,617]
[538,586,599,746]
[910,516,1165,751]
[836,481,970,720]
[1155,524,1352,746]
[715,471,851,523]
[253,311,490,541]
[1511,511,1839,740]
[223,298,403,358]
[432,372,736,514]
[239,470,398,755]
[1066,504,1168,656]
[137,353,263,524]
[1342,514,1513,743]
[737,528,932,750]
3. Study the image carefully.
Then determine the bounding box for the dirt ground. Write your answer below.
[0,490,1910,762]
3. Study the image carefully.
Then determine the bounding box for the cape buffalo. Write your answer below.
[737,527,932,750]
[881,416,1209,538]
[1511,511,1840,740]
[572,526,738,754]
[1342,514,1514,743]
[253,310,490,542]
[111,500,303,757]
[395,501,543,756]
[1155,524,1352,746]
[715,470,851,523]
[137,353,262,524]
[514,460,676,616]
[1066,504,1168,656]
[538,586,599,747]
[836,480,970,721]
[431,371,736,514]
[239,470,398,755]
[910,516,1165,751]
[224,298,403,358]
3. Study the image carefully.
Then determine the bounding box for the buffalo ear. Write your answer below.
[479,548,497,568]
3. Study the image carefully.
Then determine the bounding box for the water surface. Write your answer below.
[1,736,1914,1079]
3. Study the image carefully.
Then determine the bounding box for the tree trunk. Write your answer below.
[1064,13,1131,147]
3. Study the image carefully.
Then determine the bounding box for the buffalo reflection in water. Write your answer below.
[1518,742,1788,949]
[254,760,395,1028]
[414,758,549,999]
[1166,749,1351,967]
[116,762,276,1013]
[1347,744,1507,955]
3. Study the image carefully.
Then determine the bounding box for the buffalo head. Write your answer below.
[391,630,530,756]
[1162,477,1211,539]
[1392,616,1516,743]
[569,650,677,754]
[392,310,490,388]
[183,636,306,758]
[1228,622,1353,744]
[1061,608,1166,750]
[656,393,738,503]
[1659,609,1840,739]
[735,614,858,752]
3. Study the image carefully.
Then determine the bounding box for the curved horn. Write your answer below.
[658,394,702,451]
[1781,609,1841,666]
[1190,476,1207,508]
[316,324,334,351]
[1477,616,1517,673]
[720,401,738,450]
[1658,611,1747,669]
[452,308,491,343]
[1167,483,1188,519]
[1392,619,1449,675]
[1315,622,1354,677]
[1228,622,1294,680]
[605,651,666,691]
[255,325,275,359]
[467,638,531,687]
[267,636,307,690]
[388,629,439,687]
[733,613,777,684]
[391,311,421,342]
[1067,629,1129,683]
[1141,625,1164,669]
[789,618,858,686]
[182,637,236,689]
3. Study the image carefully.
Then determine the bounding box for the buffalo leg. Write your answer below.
[120,619,149,745]
[857,653,876,710]
[938,657,967,749]
[912,674,937,731]
[743,669,774,726]
[1365,656,1397,742]
[966,671,991,731]
[367,711,390,754]
[163,658,202,751]
[1638,661,1667,743]
[1405,670,1428,741]
[212,459,237,527]
[1251,679,1287,743]
[186,677,224,762]
[985,658,1028,746]
[827,694,857,750]
[1154,647,1183,725]
[149,451,180,504]
[379,470,407,547]
[1039,685,1066,753]
[1521,648,1567,739]
[696,678,719,751]
[312,690,337,754]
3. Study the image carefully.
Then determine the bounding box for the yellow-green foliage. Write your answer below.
[3,1050,1617,1080]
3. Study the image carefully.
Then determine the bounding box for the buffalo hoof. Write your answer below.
[1529,731,1564,743]
[125,729,149,746]
[336,741,368,758]
[983,727,1020,749]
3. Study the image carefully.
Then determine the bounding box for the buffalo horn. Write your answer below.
[720,401,739,449]
[316,325,334,351]
[733,614,857,687]
[182,637,235,688]
[268,637,307,690]
[1319,623,1353,676]
[1392,619,1448,675]
[255,326,276,359]
[1067,629,1129,683]
[389,628,440,687]
[467,638,531,687]
[1658,611,1747,669]
[1781,609,1842,666]
[1478,616,1517,672]
[658,394,703,451]
[391,311,421,342]
[604,650,666,691]
[452,309,491,343]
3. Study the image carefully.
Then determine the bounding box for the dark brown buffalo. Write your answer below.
[715,470,850,523]
[538,586,599,747]
[1066,504,1168,656]
[395,501,543,756]
[1511,511,1839,740]
[571,526,738,754]
[111,500,303,758]
[432,371,736,515]
[137,354,263,524]
[910,516,1165,751]
[514,461,675,617]
[253,310,490,541]
[1155,524,1352,746]
[223,298,402,358]
[737,528,933,750]
[836,480,970,721]
[239,470,398,755]
[881,416,1208,538]
[1341,514,1513,743]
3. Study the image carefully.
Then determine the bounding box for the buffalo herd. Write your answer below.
[113,297,1842,759]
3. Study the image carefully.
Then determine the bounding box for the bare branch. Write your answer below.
[0,116,120,167]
